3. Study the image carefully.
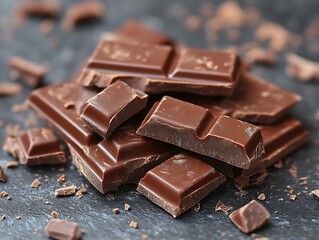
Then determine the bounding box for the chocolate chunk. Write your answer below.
[0,191,8,197]
[45,219,83,240]
[215,201,232,213]
[310,190,319,199]
[57,174,66,184]
[0,82,22,96]
[15,0,60,18]
[0,166,7,183]
[8,57,47,87]
[31,178,41,188]
[137,96,264,169]
[124,203,130,211]
[55,186,77,197]
[80,81,148,139]
[78,39,242,96]
[6,161,19,168]
[28,83,175,193]
[6,128,66,166]
[51,211,59,218]
[112,208,120,214]
[62,1,104,30]
[137,153,226,218]
[229,200,270,233]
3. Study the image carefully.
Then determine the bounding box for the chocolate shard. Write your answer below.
[15,0,60,18]
[0,166,7,183]
[137,153,226,218]
[77,39,242,96]
[45,219,83,240]
[229,200,270,233]
[137,96,264,169]
[0,82,22,96]
[6,128,66,166]
[28,83,175,193]
[80,81,148,139]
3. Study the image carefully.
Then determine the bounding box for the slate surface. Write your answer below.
[0,0,319,239]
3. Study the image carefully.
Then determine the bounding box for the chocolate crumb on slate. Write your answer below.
[310,190,319,199]
[31,178,41,188]
[244,48,277,65]
[45,219,83,240]
[57,174,66,184]
[55,186,77,197]
[124,203,131,211]
[62,1,105,30]
[215,201,232,213]
[286,53,319,82]
[75,187,87,198]
[0,166,7,183]
[112,208,120,214]
[193,203,201,213]
[0,191,8,197]
[0,82,22,96]
[15,216,21,220]
[11,100,29,113]
[0,215,5,221]
[8,57,48,87]
[15,0,60,20]
[229,200,270,234]
[6,161,19,168]
[129,221,138,229]
[258,193,266,201]
[51,211,59,218]
[290,195,297,201]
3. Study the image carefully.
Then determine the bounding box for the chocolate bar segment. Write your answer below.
[137,96,264,169]
[80,81,148,139]
[137,153,226,218]
[78,39,242,96]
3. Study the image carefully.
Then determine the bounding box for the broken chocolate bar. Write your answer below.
[80,81,148,139]
[45,219,83,240]
[137,96,264,169]
[137,153,226,218]
[229,200,270,233]
[77,39,242,96]
[4,128,66,166]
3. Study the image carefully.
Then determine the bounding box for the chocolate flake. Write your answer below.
[57,174,66,184]
[55,186,77,197]
[215,201,232,213]
[244,48,277,65]
[6,161,19,168]
[129,221,138,229]
[290,195,297,201]
[75,187,87,198]
[193,203,201,213]
[15,0,60,20]
[45,219,83,240]
[310,190,319,199]
[50,211,59,218]
[258,193,266,201]
[0,191,8,197]
[112,208,120,214]
[0,215,5,221]
[0,82,22,96]
[0,166,7,183]
[273,160,284,169]
[31,178,41,188]
[124,203,131,211]
[11,101,29,113]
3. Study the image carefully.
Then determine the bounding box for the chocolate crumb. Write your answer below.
[0,215,5,221]
[0,82,22,96]
[31,178,41,188]
[215,201,232,213]
[57,174,66,184]
[258,193,266,201]
[6,161,19,168]
[124,203,131,211]
[11,101,29,113]
[129,221,138,229]
[290,195,297,201]
[310,190,319,199]
[0,191,8,197]
[112,208,120,214]
[55,186,77,197]
[245,48,277,65]
[193,203,201,213]
[15,216,21,220]
[75,187,87,198]
[51,211,59,218]
[0,166,7,183]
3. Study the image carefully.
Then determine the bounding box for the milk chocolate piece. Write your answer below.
[0,166,7,183]
[8,57,47,87]
[45,219,83,240]
[137,96,264,169]
[78,39,242,96]
[6,128,66,166]
[229,200,270,233]
[80,81,148,139]
[137,153,226,218]
[55,186,77,197]
[0,83,22,96]
[28,83,175,193]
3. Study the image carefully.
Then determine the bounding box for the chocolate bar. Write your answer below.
[137,153,226,218]
[137,96,264,169]
[80,81,148,139]
[77,39,242,96]
[28,83,175,193]
[3,128,66,166]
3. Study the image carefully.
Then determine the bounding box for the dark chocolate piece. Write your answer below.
[77,39,242,96]
[0,83,22,96]
[229,200,270,233]
[45,219,83,240]
[0,166,7,183]
[8,57,47,87]
[137,153,226,218]
[28,83,175,193]
[80,81,148,139]
[5,128,66,166]
[137,96,264,169]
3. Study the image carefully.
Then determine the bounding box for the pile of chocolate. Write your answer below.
[5,21,309,233]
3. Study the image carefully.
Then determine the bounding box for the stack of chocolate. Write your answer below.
[27,21,309,218]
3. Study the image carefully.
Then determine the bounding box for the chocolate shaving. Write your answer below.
[286,53,319,82]
[6,161,19,168]
[244,48,277,65]
[184,15,202,31]
[124,203,131,211]
[5,124,22,137]
[0,82,22,96]
[31,178,41,188]
[57,174,66,184]
[310,190,319,199]
[11,101,29,112]
[55,185,77,197]
[215,201,232,213]
[0,166,7,183]
[15,216,21,220]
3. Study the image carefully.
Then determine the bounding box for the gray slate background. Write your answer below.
[0,0,319,239]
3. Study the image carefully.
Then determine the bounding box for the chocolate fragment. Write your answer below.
[112,208,120,214]
[6,161,19,168]
[8,57,47,87]
[124,203,130,211]
[0,191,8,197]
[57,174,66,184]
[215,201,232,213]
[31,178,41,188]
[15,0,60,18]
[75,188,87,198]
[5,128,66,166]
[0,82,22,96]
[78,39,242,96]
[129,221,138,229]
[0,166,7,183]
[137,153,226,218]
[310,190,319,199]
[80,81,148,139]
[55,186,77,197]
[45,219,83,240]
[229,200,270,233]
[62,1,104,30]
[137,96,264,169]
[51,211,59,218]
[244,48,277,65]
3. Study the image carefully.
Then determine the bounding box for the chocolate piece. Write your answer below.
[8,57,47,87]
[6,161,19,168]
[45,219,83,240]
[51,211,59,218]
[310,190,319,199]
[55,186,77,197]
[28,83,175,193]
[137,153,226,218]
[215,201,232,213]
[0,82,22,96]
[15,0,60,18]
[62,1,104,30]
[31,178,41,188]
[78,39,242,96]
[7,128,66,166]
[129,221,138,229]
[137,96,264,169]
[229,200,270,233]
[0,166,7,183]
[80,81,148,139]
[244,48,278,65]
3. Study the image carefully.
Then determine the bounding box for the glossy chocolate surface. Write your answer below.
[137,153,226,218]
[137,96,264,169]
[80,81,148,139]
